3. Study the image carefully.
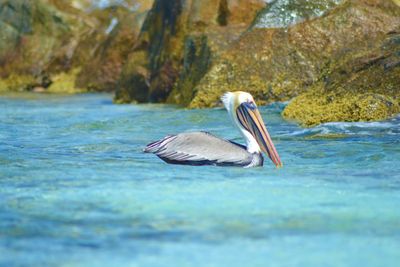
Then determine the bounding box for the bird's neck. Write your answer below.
[230,112,261,154]
[239,127,261,154]
[225,99,261,154]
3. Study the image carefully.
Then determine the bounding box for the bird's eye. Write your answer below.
[245,101,257,110]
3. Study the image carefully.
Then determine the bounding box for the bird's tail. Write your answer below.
[143,135,176,153]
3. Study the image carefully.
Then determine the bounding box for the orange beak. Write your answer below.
[236,102,283,168]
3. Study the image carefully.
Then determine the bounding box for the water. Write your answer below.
[1,93,399,267]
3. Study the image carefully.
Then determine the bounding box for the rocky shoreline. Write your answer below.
[1,0,399,126]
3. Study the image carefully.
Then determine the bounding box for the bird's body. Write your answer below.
[144,132,264,167]
[144,91,282,168]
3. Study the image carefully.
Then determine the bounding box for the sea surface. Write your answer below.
[1,93,399,267]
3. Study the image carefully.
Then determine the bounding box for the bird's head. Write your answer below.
[221,91,283,168]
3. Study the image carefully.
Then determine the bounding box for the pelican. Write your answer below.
[144,91,282,168]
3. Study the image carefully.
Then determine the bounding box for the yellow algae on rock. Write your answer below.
[0,75,37,92]
[47,68,85,93]
[191,0,400,110]
[189,0,400,126]
[283,89,400,127]
[282,21,400,126]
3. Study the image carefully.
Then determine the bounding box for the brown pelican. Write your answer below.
[144,91,282,168]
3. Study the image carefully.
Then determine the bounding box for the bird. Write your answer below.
[144,91,282,168]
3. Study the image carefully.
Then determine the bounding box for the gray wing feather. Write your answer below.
[144,132,253,166]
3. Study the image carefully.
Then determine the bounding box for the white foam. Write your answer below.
[281,115,400,137]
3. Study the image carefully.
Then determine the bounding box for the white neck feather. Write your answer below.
[231,113,261,154]
[222,92,261,154]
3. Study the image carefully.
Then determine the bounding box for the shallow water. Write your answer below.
[1,93,399,267]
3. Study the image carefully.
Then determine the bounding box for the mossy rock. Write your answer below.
[189,59,305,108]
[114,50,151,103]
[283,28,400,126]
[0,0,104,92]
[189,0,400,127]
[191,0,400,110]
[114,0,266,104]
[47,68,85,93]
[0,75,37,92]
[167,35,212,105]
[283,90,399,127]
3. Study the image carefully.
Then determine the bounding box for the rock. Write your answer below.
[115,50,151,103]
[75,3,153,91]
[252,0,344,28]
[166,35,212,105]
[115,0,183,103]
[283,91,399,126]
[46,68,85,93]
[0,75,37,92]
[283,30,400,126]
[3,0,99,73]
[0,0,99,92]
[114,0,266,104]
[0,0,149,93]
[190,0,400,126]
[1,0,398,127]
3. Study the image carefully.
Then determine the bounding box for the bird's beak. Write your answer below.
[236,103,283,168]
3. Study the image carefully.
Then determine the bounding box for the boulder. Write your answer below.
[283,30,400,126]
[0,0,149,93]
[190,0,400,126]
[75,1,153,91]
[114,0,266,104]
[0,0,98,92]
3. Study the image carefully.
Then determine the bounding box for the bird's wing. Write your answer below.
[144,132,253,166]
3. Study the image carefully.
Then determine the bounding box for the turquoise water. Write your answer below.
[1,93,399,267]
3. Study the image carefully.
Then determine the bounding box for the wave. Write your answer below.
[281,115,400,138]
